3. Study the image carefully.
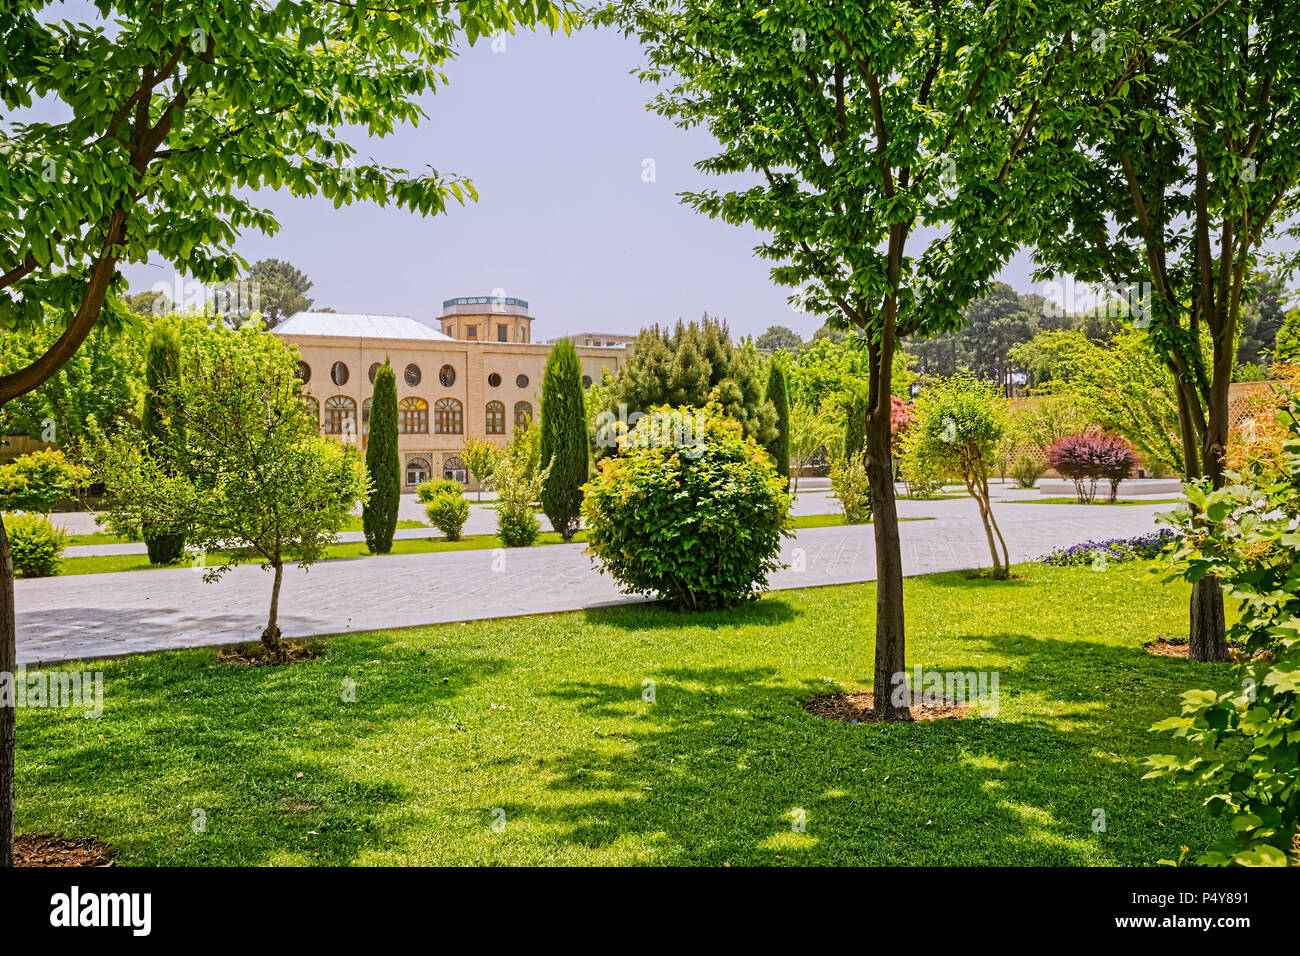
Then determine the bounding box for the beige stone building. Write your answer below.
[274,297,626,491]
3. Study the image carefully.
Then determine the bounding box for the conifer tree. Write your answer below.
[843,392,868,466]
[363,359,400,554]
[141,322,186,564]
[540,339,588,541]
[605,315,776,452]
[765,360,790,490]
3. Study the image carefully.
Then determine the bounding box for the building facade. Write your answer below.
[274,300,626,492]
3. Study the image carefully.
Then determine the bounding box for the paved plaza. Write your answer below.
[17,489,1171,664]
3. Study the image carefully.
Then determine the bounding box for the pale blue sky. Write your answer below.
[42,7,1290,340]
[102,20,1040,339]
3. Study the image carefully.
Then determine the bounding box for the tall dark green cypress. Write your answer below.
[540,338,588,542]
[363,358,399,554]
[765,361,790,490]
[142,323,186,564]
[843,392,868,465]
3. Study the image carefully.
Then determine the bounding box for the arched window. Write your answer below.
[514,401,533,430]
[439,364,456,388]
[443,456,467,483]
[296,361,312,383]
[404,364,422,387]
[485,400,505,435]
[362,397,371,435]
[324,396,357,436]
[400,396,429,434]
[331,361,349,386]
[434,397,463,434]
[405,456,431,487]
[303,396,319,427]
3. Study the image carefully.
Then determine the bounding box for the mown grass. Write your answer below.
[16,563,1235,866]
[54,513,928,576]
[64,516,427,545]
[1010,497,1184,507]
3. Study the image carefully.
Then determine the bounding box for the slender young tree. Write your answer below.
[0,0,574,869]
[141,322,186,563]
[603,0,1077,718]
[765,360,791,489]
[1033,1,1300,661]
[540,339,588,542]
[363,360,400,554]
[93,325,369,656]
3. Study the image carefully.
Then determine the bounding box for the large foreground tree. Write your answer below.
[1033,0,1300,661]
[602,0,1078,718]
[0,0,573,868]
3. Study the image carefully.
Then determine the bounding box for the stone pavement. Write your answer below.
[16,497,1169,664]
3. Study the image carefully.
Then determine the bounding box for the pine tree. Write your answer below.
[605,314,776,452]
[141,322,186,564]
[540,338,588,541]
[363,359,400,553]
[765,360,791,490]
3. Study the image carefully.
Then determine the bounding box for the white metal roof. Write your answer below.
[275,312,454,341]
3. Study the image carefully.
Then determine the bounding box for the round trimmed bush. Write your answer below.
[416,478,463,503]
[424,492,469,541]
[582,403,792,610]
[5,513,68,578]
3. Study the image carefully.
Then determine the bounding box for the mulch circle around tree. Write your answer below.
[1144,639,1190,658]
[215,641,322,666]
[804,691,970,724]
[15,834,115,867]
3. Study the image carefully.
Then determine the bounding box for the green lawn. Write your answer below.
[16,563,1235,865]
[54,512,926,576]
[65,516,427,545]
[1011,497,1184,506]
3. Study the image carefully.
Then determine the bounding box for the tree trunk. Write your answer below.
[1190,380,1231,662]
[1,511,15,866]
[867,423,910,720]
[262,560,284,656]
[1189,577,1229,662]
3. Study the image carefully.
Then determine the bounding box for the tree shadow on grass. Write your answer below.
[15,629,509,866]
[513,636,1236,866]
[579,596,800,632]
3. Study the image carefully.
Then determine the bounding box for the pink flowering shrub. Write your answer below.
[1047,432,1138,503]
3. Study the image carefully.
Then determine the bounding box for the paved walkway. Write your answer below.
[16,497,1169,664]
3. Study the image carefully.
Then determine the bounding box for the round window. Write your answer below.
[516,374,529,389]
[296,361,311,383]
[439,364,456,388]
[331,362,349,386]
[487,372,501,388]
[368,362,381,384]
[405,364,422,387]
[582,375,593,389]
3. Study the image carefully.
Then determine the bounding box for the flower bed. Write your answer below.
[1040,529,1177,567]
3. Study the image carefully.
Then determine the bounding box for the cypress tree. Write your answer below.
[765,361,790,490]
[540,338,588,542]
[142,323,186,564]
[363,358,400,553]
[843,392,867,465]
